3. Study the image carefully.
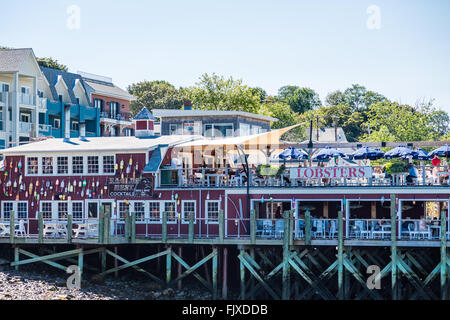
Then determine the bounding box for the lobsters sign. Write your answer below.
[290,166,373,179]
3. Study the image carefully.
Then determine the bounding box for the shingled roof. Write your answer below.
[40,66,91,106]
[133,107,158,121]
[0,48,39,73]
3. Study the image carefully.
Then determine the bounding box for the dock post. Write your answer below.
[305,208,311,246]
[98,206,104,244]
[101,248,107,273]
[125,212,130,241]
[9,211,15,244]
[337,210,344,300]
[162,211,168,243]
[218,210,224,244]
[282,210,291,300]
[390,194,398,300]
[14,246,19,271]
[104,211,110,245]
[78,247,84,280]
[250,209,256,245]
[212,246,218,299]
[131,212,136,243]
[188,212,194,243]
[67,214,72,244]
[222,247,228,299]
[38,212,43,244]
[166,246,172,286]
[114,246,118,278]
[240,248,245,300]
[177,247,183,290]
[441,210,447,300]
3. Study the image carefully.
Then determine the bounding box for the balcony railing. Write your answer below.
[38,124,51,134]
[158,165,450,188]
[19,93,36,106]
[19,122,33,134]
[100,112,132,122]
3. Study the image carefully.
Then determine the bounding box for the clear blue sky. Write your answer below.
[2,0,450,112]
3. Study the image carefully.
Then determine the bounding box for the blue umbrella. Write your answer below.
[313,146,345,161]
[384,145,418,159]
[429,145,450,158]
[350,147,385,160]
[402,148,430,161]
[278,146,308,160]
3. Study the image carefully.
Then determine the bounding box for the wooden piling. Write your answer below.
[114,246,118,278]
[282,210,291,300]
[391,194,398,300]
[240,248,245,300]
[9,211,15,244]
[338,210,344,300]
[14,246,19,271]
[188,212,194,243]
[131,212,136,243]
[222,247,228,299]
[162,211,168,243]
[67,214,72,244]
[178,247,183,290]
[166,246,172,285]
[441,210,447,300]
[305,208,311,246]
[212,246,218,299]
[78,247,84,280]
[250,209,256,244]
[219,210,224,244]
[38,212,43,244]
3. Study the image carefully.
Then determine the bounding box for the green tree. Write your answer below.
[128,80,185,115]
[258,99,305,141]
[339,84,387,111]
[184,73,261,113]
[36,57,68,71]
[277,86,321,114]
[325,90,346,106]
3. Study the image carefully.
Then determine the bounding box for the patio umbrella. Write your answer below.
[429,145,450,158]
[384,145,418,159]
[349,147,385,160]
[312,146,346,161]
[403,148,430,161]
[278,146,309,160]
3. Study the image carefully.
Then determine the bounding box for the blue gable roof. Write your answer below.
[133,107,157,121]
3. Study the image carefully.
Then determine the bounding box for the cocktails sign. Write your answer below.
[108,178,153,197]
[290,166,373,179]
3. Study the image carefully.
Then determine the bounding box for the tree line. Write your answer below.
[127,73,450,143]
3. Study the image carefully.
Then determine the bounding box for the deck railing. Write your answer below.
[1,211,449,243]
[158,165,450,188]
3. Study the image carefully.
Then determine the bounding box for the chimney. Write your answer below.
[184,100,192,110]
[79,122,87,141]
[132,107,157,139]
[63,104,71,142]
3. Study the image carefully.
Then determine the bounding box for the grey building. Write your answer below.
[152,109,277,138]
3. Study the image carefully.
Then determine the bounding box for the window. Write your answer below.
[42,157,53,174]
[251,126,261,135]
[72,156,84,174]
[37,90,44,98]
[0,83,9,92]
[87,156,99,174]
[2,202,13,219]
[41,202,52,220]
[149,202,160,222]
[110,102,118,118]
[72,202,83,221]
[58,94,63,102]
[169,124,178,135]
[204,124,234,138]
[21,113,30,122]
[57,157,68,174]
[53,118,60,129]
[94,99,104,110]
[134,202,145,222]
[206,201,220,223]
[240,123,250,136]
[17,202,27,219]
[58,202,68,220]
[119,202,129,220]
[21,87,30,94]
[103,156,115,174]
[182,122,201,135]
[164,201,177,222]
[72,121,79,131]
[182,201,196,223]
[27,157,38,174]
[75,97,80,105]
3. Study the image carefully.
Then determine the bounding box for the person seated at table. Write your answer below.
[419,216,427,231]
[406,164,418,185]
[275,206,282,219]
[401,220,414,233]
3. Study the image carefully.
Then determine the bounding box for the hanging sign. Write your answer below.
[290,166,373,180]
[108,177,153,197]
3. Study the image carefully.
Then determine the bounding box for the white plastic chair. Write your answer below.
[15,219,26,237]
[313,220,325,238]
[328,220,337,239]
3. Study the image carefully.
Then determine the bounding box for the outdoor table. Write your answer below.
[0,222,21,237]
[43,222,67,238]
[391,173,408,186]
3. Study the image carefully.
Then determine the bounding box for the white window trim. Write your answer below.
[147,200,162,224]
[205,200,220,224]
[162,200,178,224]
[39,200,84,221]
[25,155,116,176]
[1,201,28,219]
[53,118,61,129]
[203,123,234,138]
[181,200,196,224]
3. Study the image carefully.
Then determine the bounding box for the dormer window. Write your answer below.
[58,94,63,102]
